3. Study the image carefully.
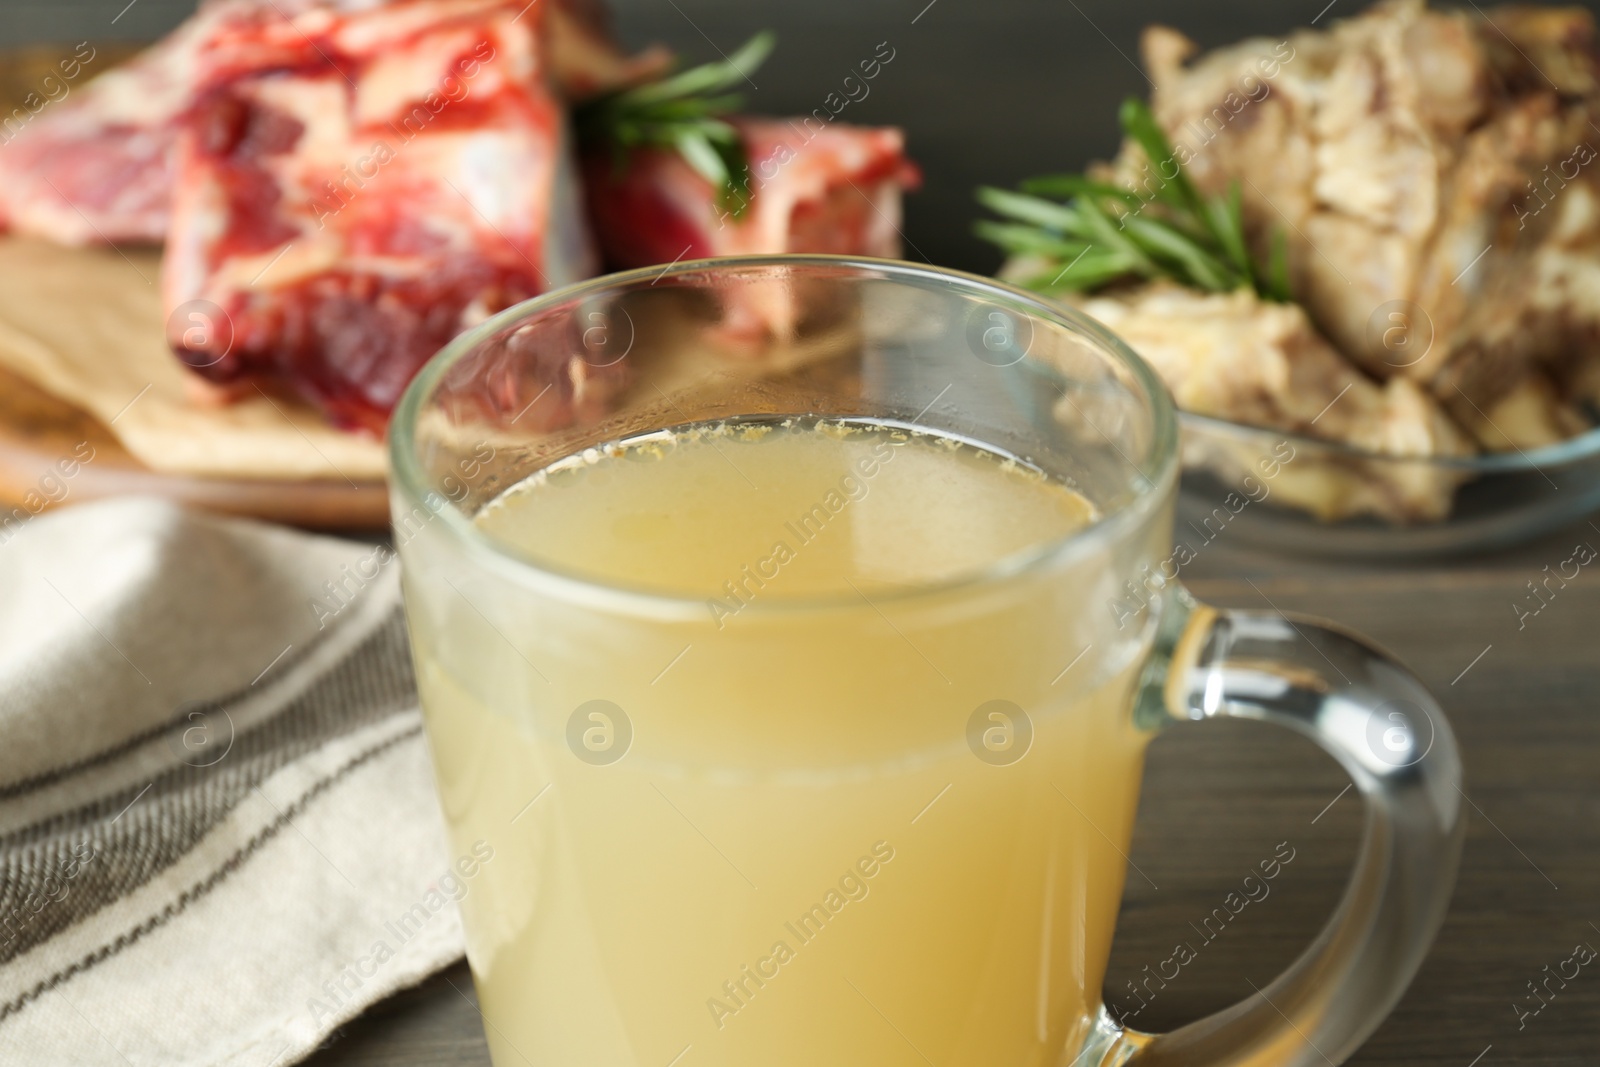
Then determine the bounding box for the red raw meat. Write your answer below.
[0,10,232,245]
[163,0,597,432]
[0,0,652,247]
[582,117,920,337]
[584,117,918,266]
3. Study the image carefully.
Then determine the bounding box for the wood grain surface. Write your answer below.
[305,516,1600,1067]
[0,365,390,532]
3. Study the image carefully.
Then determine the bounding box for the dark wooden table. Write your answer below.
[306,515,1600,1066]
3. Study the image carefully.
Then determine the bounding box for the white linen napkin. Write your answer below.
[0,497,464,1067]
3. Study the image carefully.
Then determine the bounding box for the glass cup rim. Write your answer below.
[388,254,1180,617]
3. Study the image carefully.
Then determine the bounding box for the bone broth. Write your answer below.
[404,419,1154,1067]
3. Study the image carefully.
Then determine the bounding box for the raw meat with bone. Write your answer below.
[584,118,915,266]
[582,118,918,338]
[0,0,654,247]
[0,0,919,430]
[162,0,596,433]
[0,17,223,245]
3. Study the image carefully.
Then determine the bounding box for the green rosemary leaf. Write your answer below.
[1019,175,1142,204]
[1121,213,1235,292]
[1267,228,1293,302]
[976,96,1292,303]
[1025,250,1143,293]
[628,96,745,125]
[673,127,732,189]
[1072,196,1158,278]
[617,32,776,109]
[973,221,1093,259]
[576,31,777,219]
[1207,182,1256,290]
[975,187,1085,234]
[1118,98,1204,218]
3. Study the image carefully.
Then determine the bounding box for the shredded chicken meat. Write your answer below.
[1133,0,1600,443]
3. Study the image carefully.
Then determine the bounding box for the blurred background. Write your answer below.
[15,0,1600,273]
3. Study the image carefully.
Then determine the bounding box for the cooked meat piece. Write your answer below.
[1457,371,1592,448]
[1052,280,1475,521]
[1483,5,1600,95]
[162,0,598,433]
[1130,0,1600,432]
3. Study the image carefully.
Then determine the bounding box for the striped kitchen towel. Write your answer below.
[0,497,464,1066]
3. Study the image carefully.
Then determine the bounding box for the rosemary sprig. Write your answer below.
[975,98,1291,302]
[575,31,776,217]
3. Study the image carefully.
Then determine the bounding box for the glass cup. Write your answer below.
[389,257,1463,1067]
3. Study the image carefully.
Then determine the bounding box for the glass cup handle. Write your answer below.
[1096,588,1466,1067]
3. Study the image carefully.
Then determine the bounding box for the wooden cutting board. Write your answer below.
[0,45,388,532]
[0,364,389,531]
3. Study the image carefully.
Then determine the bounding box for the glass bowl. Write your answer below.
[1174,411,1600,558]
